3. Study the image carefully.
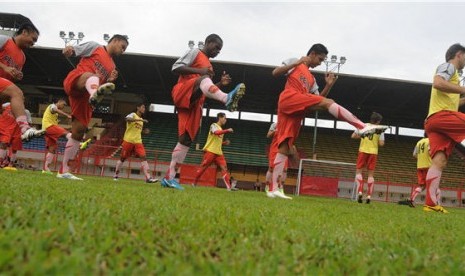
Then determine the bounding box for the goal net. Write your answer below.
[296,159,357,200]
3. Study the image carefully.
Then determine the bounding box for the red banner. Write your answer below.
[179,164,217,187]
[300,176,338,197]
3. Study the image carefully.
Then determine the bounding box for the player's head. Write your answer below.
[203,34,223,58]
[445,43,465,69]
[306,43,328,68]
[14,22,40,49]
[136,102,146,115]
[108,35,129,56]
[217,112,227,125]
[370,112,383,124]
[55,98,67,109]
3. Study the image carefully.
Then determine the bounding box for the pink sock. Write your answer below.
[85,76,99,97]
[367,176,374,196]
[356,173,364,194]
[60,137,80,174]
[0,148,6,160]
[141,161,151,180]
[167,143,189,180]
[425,166,442,206]
[115,160,123,176]
[16,115,30,133]
[199,78,228,103]
[44,152,55,171]
[222,171,231,189]
[272,153,287,192]
[410,186,423,201]
[328,103,365,129]
[265,170,272,183]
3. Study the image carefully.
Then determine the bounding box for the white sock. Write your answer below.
[141,160,151,180]
[199,78,228,103]
[328,103,365,129]
[272,153,287,192]
[115,160,123,176]
[16,115,31,134]
[85,76,99,97]
[167,143,189,180]
[44,152,55,171]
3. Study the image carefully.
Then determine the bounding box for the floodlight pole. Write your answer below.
[312,55,347,159]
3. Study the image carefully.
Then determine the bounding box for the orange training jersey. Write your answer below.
[42,104,59,130]
[0,103,16,125]
[282,59,318,95]
[414,138,432,169]
[172,48,212,84]
[427,62,460,117]
[203,123,224,155]
[73,42,115,84]
[0,36,26,81]
[123,112,143,144]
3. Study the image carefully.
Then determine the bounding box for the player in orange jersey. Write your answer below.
[0,22,44,141]
[352,112,385,204]
[57,35,128,180]
[423,43,465,213]
[0,102,22,169]
[161,34,245,190]
[269,43,388,199]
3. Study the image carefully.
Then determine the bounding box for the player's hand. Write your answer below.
[62,46,74,57]
[227,128,234,133]
[143,119,149,123]
[108,70,118,82]
[219,71,232,86]
[5,67,23,81]
[67,115,72,119]
[325,73,338,86]
[223,139,231,145]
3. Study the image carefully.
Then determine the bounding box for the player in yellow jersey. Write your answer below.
[352,112,385,204]
[113,103,158,183]
[192,112,234,190]
[423,44,465,213]
[398,136,441,208]
[41,98,72,174]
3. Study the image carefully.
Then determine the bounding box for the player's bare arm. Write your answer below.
[319,73,338,97]
[216,71,232,88]
[62,46,75,57]
[271,56,308,77]
[56,109,72,119]
[107,69,118,82]
[433,75,465,94]
[0,63,23,81]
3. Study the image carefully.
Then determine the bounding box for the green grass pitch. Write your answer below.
[1,169,465,274]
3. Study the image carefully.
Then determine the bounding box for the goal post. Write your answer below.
[296,158,357,200]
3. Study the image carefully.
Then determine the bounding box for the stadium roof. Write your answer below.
[0,12,32,29]
[21,46,438,129]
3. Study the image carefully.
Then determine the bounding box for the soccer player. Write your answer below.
[41,98,72,174]
[0,22,44,141]
[265,121,288,194]
[58,35,129,180]
[423,43,465,213]
[0,102,22,170]
[192,112,234,190]
[161,34,246,189]
[113,103,158,183]
[352,112,385,204]
[269,44,388,199]
[398,136,435,208]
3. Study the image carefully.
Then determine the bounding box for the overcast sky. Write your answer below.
[3,1,465,83]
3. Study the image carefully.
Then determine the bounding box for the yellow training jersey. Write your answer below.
[427,62,460,117]
[414,138,432,169]
[42,104,59,130]
[203,123,224,155]
[123,112,143,144]
[358,125,384,155]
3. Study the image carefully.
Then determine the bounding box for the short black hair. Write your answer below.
[205,34,222,44]
[445,43,465,61]
[307,43,328,56]
[108,34,129,45]
[136,102,145,108]
[15,22,39,36]
[370,112,383,124]
[217,112,226,119]
[55,98,67,103]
